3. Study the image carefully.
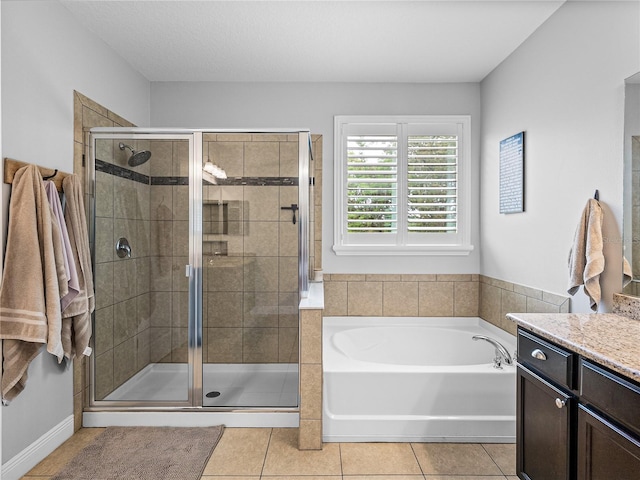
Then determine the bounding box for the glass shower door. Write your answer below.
[90,133,196,406]
[200,132,302,408]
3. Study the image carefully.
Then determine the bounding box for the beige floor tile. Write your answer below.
[482,443,516,475]
[262,477,342,480]
[341,443,423,475]
[25,428,105,476]
[200,477,259,480]
[262,428,341,476]
[422,476,506,480]
[345,476,425,480]
[412,443,503,476]
[202,427,271,476]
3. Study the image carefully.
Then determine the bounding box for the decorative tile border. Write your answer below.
[94,159,299,188]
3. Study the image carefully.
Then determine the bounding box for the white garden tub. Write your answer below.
[322,317,516,443]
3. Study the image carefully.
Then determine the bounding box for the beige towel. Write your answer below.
[61,174,94,360]
[623,256,633,288]
[0,165,63,401]
[568,198,605,311]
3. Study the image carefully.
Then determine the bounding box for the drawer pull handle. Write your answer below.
[531,349,547,361]
[555,398,567,409]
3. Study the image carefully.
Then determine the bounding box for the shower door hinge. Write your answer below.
[185,265,193,278]
[309,177,315,186]
[82,154,86,167]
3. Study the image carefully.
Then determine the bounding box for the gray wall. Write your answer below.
[480,0,640,313]
[150,82,482,276]
[1,1,150,464]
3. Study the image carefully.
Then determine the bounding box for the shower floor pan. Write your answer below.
[104,363,299,407]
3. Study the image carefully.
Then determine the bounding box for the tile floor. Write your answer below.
[22,427,518,479]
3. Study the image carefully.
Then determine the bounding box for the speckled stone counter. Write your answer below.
[506,312,640,384]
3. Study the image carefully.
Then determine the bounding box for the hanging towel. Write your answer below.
[61,174,94,360]
[568,198,605,311]
[623,256,634,288]
[0,165,64,402]
[45,181,80,312]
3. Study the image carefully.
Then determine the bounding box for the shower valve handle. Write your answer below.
[281,204,298,225]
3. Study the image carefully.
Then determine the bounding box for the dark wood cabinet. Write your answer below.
[517,328,640,480]
[577,405,640,480]
[517,365,575,480]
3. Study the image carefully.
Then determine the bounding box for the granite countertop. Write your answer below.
[506,312,640,384]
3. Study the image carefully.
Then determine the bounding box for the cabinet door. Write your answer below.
[517,366,574,480]
[577,405,640,480]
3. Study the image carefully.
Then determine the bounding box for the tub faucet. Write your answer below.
[472,335,514,369]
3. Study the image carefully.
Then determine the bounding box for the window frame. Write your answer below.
[333,115,474,256]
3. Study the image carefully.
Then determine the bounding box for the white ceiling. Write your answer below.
[60,0,566,83]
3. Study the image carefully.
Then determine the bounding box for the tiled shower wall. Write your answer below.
[73,91,136,427]
[202,133,303,364]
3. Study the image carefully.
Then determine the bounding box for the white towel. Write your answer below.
[568,198,605,311]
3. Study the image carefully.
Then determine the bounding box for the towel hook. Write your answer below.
[594,189,599,201]
[42,169,58,180]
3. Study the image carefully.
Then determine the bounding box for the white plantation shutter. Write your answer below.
[407,135,458,233]
[334,116,473,255]
[346,135,398,233]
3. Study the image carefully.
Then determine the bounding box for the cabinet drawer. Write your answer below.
[517,328,576,389]
[580,360,640,436]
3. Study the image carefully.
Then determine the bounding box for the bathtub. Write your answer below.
[323,316,516,443]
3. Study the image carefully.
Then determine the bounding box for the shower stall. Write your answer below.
[85,129,312,423]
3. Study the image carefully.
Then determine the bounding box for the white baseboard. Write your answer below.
[1,415,74,480]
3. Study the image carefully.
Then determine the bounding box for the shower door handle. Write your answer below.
[185,265,193,278]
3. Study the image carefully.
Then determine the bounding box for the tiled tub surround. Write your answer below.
[322,274,570,335]
[506,312,640,385]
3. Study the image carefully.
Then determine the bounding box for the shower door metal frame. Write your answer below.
[88,130,198,409]
[86,128,310,412]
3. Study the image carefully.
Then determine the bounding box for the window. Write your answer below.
[333,115,473,255]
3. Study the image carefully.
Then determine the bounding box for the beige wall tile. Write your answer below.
[244,221,279,257]
[526,297,561,314]
[301,309,322,364]
[245,186,280,221]
[279,141,299,177]
[244,257,279,292]
[298,420,323,450]
[366,274,402,282]
[207,328,242,363]
[479,282,501,326]
[245,142,279,177]
[278,327,299,363]
[383,282,419,316]
[324,281,347,316]
[206,292,243,328]
[454,281,479,316]
[418,282,454,316]
[436,274,472,282]
[300,363,322,419]
[243,292,279,327]
[243,327,279,363]
[208,141,244,177]
[348,282,383,316]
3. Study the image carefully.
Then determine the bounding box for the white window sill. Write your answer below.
[332,244,475,256]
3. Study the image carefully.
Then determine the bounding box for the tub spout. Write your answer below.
[472,335,514,369]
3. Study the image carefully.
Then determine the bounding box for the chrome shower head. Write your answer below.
[119,142,151,167]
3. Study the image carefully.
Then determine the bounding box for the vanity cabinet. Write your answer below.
[516,328,640,480]
[517,329,577,480]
